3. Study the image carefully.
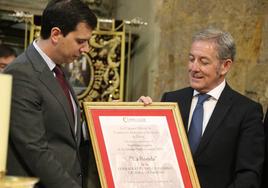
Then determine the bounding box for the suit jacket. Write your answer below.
[262,108,268,188]
[161,85,264,188]
[5,44,83,188]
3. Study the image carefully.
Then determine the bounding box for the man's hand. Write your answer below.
[137,96,153,105]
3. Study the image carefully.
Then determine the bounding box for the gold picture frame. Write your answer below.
[83,102,200,188]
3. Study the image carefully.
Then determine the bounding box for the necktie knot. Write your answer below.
[53,65,64,77]
[197,94,210,105]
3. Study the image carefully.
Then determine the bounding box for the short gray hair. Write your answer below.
[192,28,236,61]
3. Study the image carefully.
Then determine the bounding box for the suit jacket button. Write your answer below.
[77,173,82,177]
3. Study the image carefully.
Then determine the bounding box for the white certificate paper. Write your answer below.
[99,116,185,188]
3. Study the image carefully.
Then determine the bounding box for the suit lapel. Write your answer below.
[25,44,78,142]
[178,88,193,131]
[195,84,233,155]
[67,80,82,145]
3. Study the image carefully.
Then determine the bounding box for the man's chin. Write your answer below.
[190,83,203,91]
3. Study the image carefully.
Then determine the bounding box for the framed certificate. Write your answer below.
[83,102,200,188]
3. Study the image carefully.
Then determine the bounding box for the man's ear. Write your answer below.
[221,59,233,75]
[50,27,62,44]
[220,59,232,76]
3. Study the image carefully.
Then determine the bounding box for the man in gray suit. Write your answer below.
[4,1,97,188]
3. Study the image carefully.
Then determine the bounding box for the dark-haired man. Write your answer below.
[0,44,16,72]
[5,0,97,188]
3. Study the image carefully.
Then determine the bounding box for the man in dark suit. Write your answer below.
[4,1,97,188]
[140,28,264,188]
[262,109,268,188]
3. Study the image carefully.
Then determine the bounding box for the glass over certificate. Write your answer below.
[83,102,200,188]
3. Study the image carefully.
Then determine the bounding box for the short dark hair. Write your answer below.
[192,28,236,61]
[0,44,17,58]
[40,0,97,39]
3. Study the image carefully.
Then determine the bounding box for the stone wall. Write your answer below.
[116,0,268,112]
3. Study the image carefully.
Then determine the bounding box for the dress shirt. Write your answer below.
[188,80,226,134]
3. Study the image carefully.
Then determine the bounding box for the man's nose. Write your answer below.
[80,41,90,53]
[191,60,200,71]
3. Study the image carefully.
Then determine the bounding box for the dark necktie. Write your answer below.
[188,94,210,154]
[53,65,74,122]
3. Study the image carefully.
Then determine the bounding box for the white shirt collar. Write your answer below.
[33,40,56,71]
[193,80,226,100]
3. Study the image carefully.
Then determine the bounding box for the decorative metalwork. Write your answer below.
[8,11,41,49]
[65,19,126,106]
[84,0,115,18]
